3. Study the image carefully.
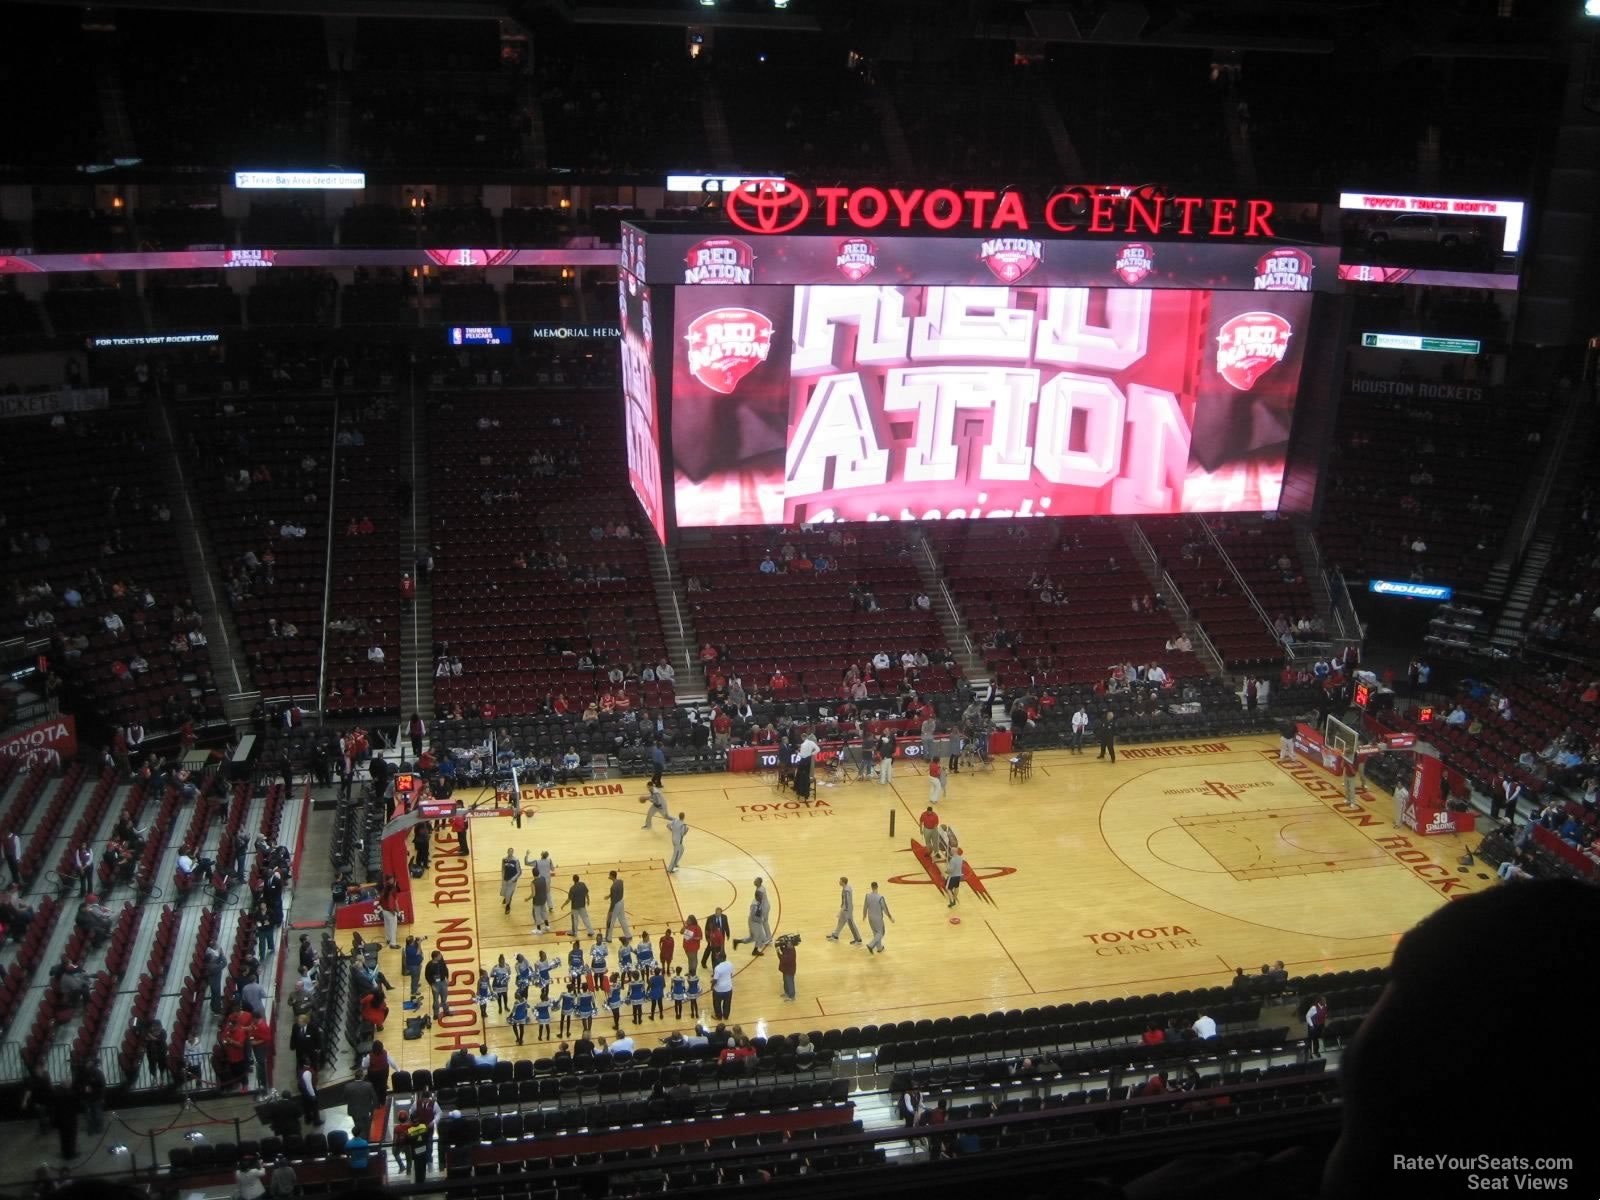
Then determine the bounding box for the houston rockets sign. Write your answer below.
[726,180,1280,239]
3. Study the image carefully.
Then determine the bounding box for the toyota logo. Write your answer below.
[727,180,811,235]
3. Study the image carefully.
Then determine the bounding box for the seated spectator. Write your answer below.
[368,645,385,664]
[76,896,115,945]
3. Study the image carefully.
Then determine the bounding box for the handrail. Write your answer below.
[1123,520,1223,678]
[407,369,424,719]
[1328,568,1366,644]
[1512,385,1582,559]
[1196,516,1281,647]
[316,396,341,714]
[654,541,692,674]
[920,536,974,661]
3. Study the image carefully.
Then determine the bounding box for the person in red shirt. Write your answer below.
[613,689,632,713]
[770,669,788,690]
[481,701,496,721]
[919,805,941,855]
[401,573,415,605]
[658,928,676,973]
[680,917,702,976]
[1141,1022,1165,1045]
[711,710,732,752]
[449,806,470,858]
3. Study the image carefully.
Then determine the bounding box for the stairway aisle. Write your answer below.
[399,372,435,724]
[151,390,255,719]
[909,533,987,692]
[1117,520,1226,679]
[648,540,705,701]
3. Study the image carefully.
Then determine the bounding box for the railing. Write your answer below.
[1511,385,1584,560]
[0,1039,122,1086]
[651,541,693,676]
[1328,569,1366,645]
[316,396,342,713]
[1123,521,1225,677]
[919,536,974,661]
[1196,517,1281,646]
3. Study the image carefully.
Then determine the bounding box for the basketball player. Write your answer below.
[863,882,894,953]
[640,783,670,830]
[827,877,863,944]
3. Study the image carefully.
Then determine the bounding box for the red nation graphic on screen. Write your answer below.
[835,239,878,282]
[979,238,1042,282]
[1253,247,1314,292]
[669,284,1315,524]
[684,238,755,285]
[1114,243,1154,284]
[684,307,775,395]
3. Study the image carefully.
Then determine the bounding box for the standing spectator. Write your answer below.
[863,882,894,953]
[927,757,945,805]
[144,1018,170,1081]
[1097,710,1118,763]
[702,907,729,967]
[405,1087,438,1185]
[424,950,451,1018]
[901,1086,924,1129]
[649,741,666,788]
[1071,705,1089,754]
[777,938,797,1001]
[379,875,402,949]
[345,1075,377,1140]
[51,1078,81,1160]
[71,843,94,897]
[289,1012,320,1070]
[254,898,275,961]
[362,1039,391,1104]
[711,956,734,1020]
[920,805,941,854]
[76,1059,106,1136]
[400,573,415,607]
[249,1011,273,1098]
[1305,995,1328,1057]
[4,829,23,886]
[297,1062,322,1126]
[449,805,470,858]
[408,713,426,759]
[680,915,702,976]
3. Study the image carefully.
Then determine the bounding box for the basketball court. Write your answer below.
[377,734,1491,1071]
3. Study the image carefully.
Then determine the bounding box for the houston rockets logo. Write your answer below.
[835,238,877,282]
[727,179,811,235]
[1114,242,1154,284]
[979,237,1042,283]
[1216,311,1292,392]
[684,238,755,286]
[1254,247,1314,292]
[684,307,774,395]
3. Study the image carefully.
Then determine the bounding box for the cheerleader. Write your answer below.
[647,967,666,1020]
[474,969,491,1023]
[590,939,608,976]
[686,972,702,1020]
[576,983,597,1035]
[509,989,530,1046]
[557,982,576,1037]
[670,967,687,1019]
[617,939,635,976]
[490,956,511,1014]
[533,950,553,1000]
[567,940,586,984]
[627,972,647,1025]
[534,991,553,1041]
[635,931,655,976]
[514,953,534,994]
[606,973,624,1034]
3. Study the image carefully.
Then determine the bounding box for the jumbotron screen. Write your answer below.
[669,284,1315,524]
[619,250,666,542]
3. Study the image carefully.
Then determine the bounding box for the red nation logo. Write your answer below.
[1216,312,1293,392]
[684,307,775,396]
[979,237,1042,283]
[223,249,276,269]
[835,238,877,282]
[1254,247,1314,292]
[684,238,755,285]
[726,179,811,235]
[1113,242,1154,284]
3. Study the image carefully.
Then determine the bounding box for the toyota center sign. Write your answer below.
[725,180,1280,240]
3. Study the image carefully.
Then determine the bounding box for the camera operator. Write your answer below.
[776,934,799,1002]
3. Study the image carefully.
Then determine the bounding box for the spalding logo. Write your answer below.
[979,238,1042,283]
[1114,242,1154,284]
[835,238,877,282]
[1254,247,1313,292]
[684,307,775,395]
[1216,312,1292,392]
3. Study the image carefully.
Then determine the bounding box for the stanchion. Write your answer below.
[889,808,895,838]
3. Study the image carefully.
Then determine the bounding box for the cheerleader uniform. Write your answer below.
[534,996,553,1041]
[590,943,608,976]
[617,943,634,975]
[647,969,666,1019]
[567,946,586,984]
[670,972,687,1019]
[636,940,655,976]
[576,988,597,1033]
[558,988,576,1036]
[509,996,530,1045]
[606,979,624,1031]
[534,957,553,1000]
[490,963,511,1013]
[515,958,534,993]
[474,973,492,1020]
[627,976,647,1024]
[686,974,702,1019]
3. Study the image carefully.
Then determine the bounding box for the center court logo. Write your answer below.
[1161,779,1273,798]
[684,307,774,394]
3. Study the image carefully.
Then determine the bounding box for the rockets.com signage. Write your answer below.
[669,283,1315,526]
[0,716,77,772]
[725,180,1281,240]
[637,228,1338,293]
